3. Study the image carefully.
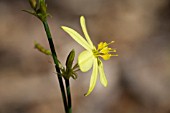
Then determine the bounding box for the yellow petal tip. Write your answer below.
[84,93,89,96]
[80,16,85,19]
[103,82,108,87]
[84,91,91,96]
[61,26,66,30]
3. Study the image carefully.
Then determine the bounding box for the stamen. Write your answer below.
[94,41,117,60]
[111,54,118,56]
[110,49,116,52]
[108,41,115,45]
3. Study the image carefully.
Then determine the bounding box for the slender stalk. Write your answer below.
[42,20,68,113]
[65,79,72,113]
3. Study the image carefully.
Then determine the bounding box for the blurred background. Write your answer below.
[0,0,170,113]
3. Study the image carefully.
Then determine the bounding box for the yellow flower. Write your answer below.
[61,16,118,96]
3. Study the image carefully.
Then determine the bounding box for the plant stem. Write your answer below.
[65,79,72,113]
[42,20,68,113]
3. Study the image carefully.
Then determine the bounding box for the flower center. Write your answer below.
[93,41,118,60]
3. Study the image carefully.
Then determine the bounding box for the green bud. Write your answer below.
[29,0,37,10]
[39,0,47,15]
[34,42,51,55]
[60,50,78,80]
[66,49,75,69]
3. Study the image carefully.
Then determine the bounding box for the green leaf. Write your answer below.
[22,10,36,16]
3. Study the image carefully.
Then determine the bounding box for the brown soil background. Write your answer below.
[0,0,170,113]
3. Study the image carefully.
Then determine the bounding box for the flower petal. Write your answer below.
[61,26,92,51]
[85,58,98,96]
[98,59,108,87]
[80,16,94,48]
[78,50,94,72]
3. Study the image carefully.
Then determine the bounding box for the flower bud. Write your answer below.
[29,0,37,10]
[34,42,51,55]
[66,49,75,69]
[39,0,47,15]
